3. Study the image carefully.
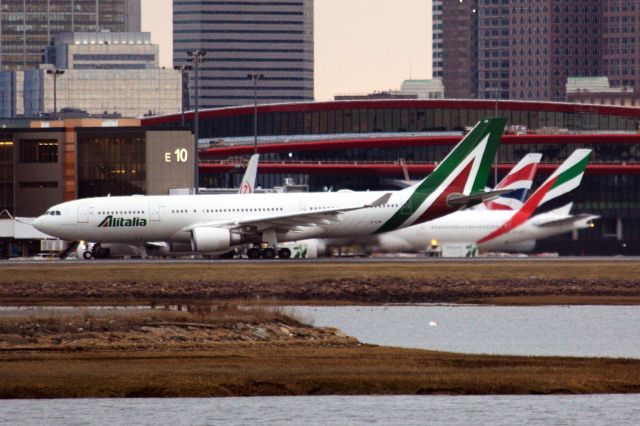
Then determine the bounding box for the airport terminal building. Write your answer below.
[143,99,640,255]
[0,118,193,218]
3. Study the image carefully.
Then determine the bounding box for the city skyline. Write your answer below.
[141,0,432,101]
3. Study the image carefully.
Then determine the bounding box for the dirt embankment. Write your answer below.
[2,276,640,305]
[0,307,354,351]
[1,308,640,398]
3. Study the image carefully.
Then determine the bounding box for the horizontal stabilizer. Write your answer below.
[367,193,393,208]
[535,214,600,228]
[382,179,418,189]
[447,189,514,208]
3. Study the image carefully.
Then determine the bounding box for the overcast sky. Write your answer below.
[141,0,432,101]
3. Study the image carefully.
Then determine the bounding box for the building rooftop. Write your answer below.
[566,76,625,94]
[54,32,152,46]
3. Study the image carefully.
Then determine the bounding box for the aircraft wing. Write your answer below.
[533,213,600,228]
[188,193,393,234]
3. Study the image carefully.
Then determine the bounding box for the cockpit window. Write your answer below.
[46,210,61,216]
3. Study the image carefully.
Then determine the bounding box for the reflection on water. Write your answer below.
[294,305,640,358]
[1,395,639,426]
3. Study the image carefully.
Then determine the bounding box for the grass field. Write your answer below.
[3,260,640,284]
[2,260,640,306]
[2,346,640,398]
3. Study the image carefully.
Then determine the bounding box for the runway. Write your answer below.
[3,255,640,266]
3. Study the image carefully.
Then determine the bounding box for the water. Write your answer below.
[1,395,639,425]
[294,305,640,358]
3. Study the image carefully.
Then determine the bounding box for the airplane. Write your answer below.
[33,118,507,260]
[77,154,261,259]
[309,149,597,256]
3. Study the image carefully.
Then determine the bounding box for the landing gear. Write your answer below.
[247,247,261,259]
[246,246,291,260]
[262,247,276,259]
[277,248,291,259]
[91,244,110,260]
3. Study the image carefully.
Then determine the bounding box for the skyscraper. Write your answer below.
[442,0,478,99]
[602,0,640,91]
[477,0,509,100]
[0,0,141,71]
[173,0,314,109]
[431,0,443,79]
[440,0,640,101]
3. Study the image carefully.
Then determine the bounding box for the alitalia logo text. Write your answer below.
[98,216,148,228]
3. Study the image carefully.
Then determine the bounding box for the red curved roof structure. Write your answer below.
[199,133,640,157]
[199,162,640,176]
[142,99,640,126]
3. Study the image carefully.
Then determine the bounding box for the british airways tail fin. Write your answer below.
[485,153,542,211]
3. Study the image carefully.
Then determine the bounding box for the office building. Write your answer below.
[567,77,640,107]
[442,0,478,99]
[173,0,314,108]
[440,1,640,101]
[432,0,443,79]
[602,0,640,91]
[1,32,181,118]
[46,32,158,70]
[0,0,141,71]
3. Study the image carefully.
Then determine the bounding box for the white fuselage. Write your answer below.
[319,209,593,254]
[33,192,411,244]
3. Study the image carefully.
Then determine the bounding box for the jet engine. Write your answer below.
[497,240,536,253]
[191,227,241,252]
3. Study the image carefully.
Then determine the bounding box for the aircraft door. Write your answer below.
[400,197,413,215]
[149,204,161,221]
[78,204,89,223]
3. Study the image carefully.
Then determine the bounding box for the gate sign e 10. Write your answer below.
[165,148,188,163]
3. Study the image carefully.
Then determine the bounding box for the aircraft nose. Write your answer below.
[32,216,47,233]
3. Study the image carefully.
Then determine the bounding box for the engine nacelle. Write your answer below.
[497,240,536,253]
[145,242,192,256]
[191,227,237,253]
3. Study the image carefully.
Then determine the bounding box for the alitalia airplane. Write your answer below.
[33,118,507,259]
[315,149,597,255]
[77,154,261,259]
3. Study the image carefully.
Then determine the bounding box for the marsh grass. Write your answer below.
[3,261,640,285]
[1,346,639,398]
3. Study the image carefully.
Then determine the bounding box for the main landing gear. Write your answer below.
[247,246,291,260]
[82,243,110,260]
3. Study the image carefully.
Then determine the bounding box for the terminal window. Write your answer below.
[18,140,58,163]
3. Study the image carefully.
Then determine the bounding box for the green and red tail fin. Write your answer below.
[376,117,506,233]
[478,149,591,244]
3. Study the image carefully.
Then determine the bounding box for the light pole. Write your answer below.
[485,87,501,187]
[46,69,65,120]
[173,64,193,127]
[247,73,264,154]
[186,49,206,194]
